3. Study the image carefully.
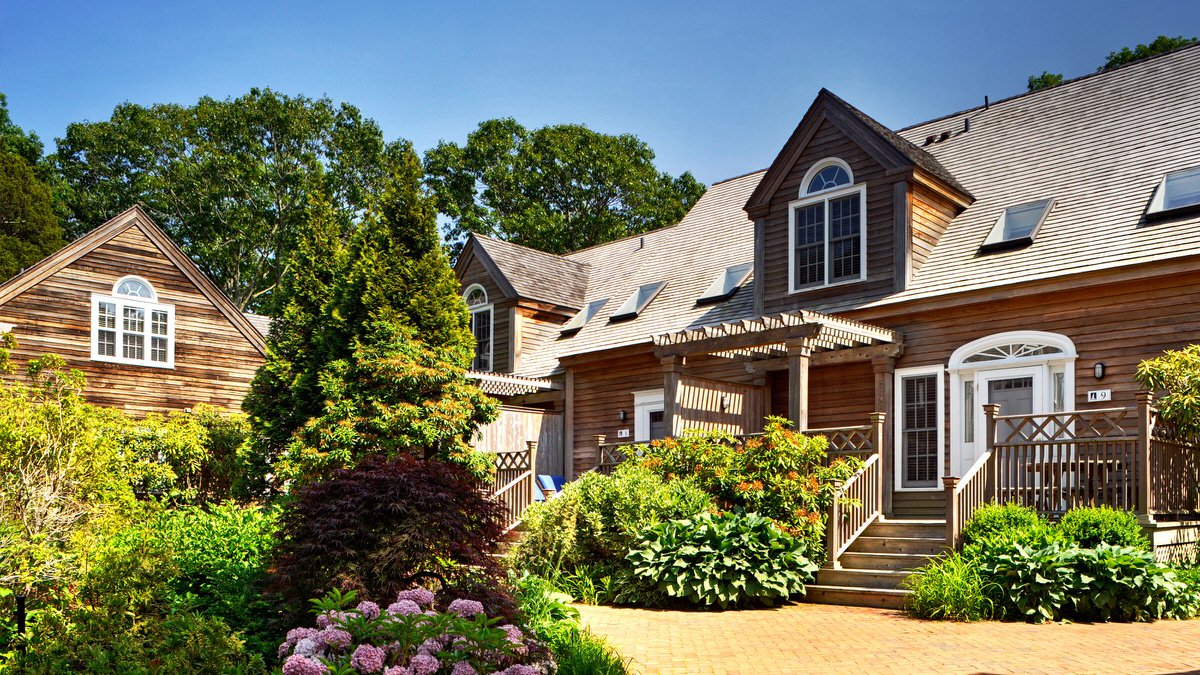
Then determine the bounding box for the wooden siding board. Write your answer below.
[0,226,263,415]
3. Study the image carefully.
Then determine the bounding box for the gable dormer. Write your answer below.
[454,234,589,374]
[745,89,972,315]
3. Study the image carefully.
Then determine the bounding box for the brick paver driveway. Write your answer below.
[578,603,1200,674]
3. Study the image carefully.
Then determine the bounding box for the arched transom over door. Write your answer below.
[947,331,1077,477]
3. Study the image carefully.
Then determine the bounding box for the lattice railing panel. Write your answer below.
[996,408,1135,444]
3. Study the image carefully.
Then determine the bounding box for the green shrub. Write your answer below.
[551,629,631,675]
[903,551,996,621]
[512,573,630,673]
[626,511,818,609]
[513,463,714,578]
[1058,506,1149,550]
[960,502,1043,546]
[976,540,1197,623]
[632,418,862,556]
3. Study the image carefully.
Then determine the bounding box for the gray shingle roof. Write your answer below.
[472,235,590,309]
[507,44,1200,375]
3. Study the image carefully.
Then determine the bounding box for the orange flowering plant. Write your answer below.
[632,417,862,556]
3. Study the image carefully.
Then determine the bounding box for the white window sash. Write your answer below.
[469,304,494,371]
[91,293,175,369]
[787,184,867,293]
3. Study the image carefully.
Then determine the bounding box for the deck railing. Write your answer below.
[825,413,886,568]
[482,441,538,532]
[945,392,1200,548]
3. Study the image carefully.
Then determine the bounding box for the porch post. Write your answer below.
[872,357,895,516]
[1136,391,1153,520]
[786,341,811,430]
[593,434,606,472]
[526,440,540,501]
[983,403,1001,502]
[661,356,684,437]
[870,411,887,519]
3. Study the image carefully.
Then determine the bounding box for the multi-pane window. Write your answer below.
[790,160,865,291]
[463,285,493,371]
[92,276,173,367]
[902,374,939,488]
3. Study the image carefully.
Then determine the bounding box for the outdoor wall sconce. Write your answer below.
[1094,362,1106,380]
[720,395,728,412]
[618,409,627,423]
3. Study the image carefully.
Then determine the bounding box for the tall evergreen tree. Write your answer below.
[0,151,65,280]
[244,145,495,487]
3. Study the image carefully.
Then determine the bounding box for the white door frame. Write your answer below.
[948,331,1077,477]
[632,388,664,442]
[894,365,946,492]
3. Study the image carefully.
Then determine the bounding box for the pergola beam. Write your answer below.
[653,321,820,359]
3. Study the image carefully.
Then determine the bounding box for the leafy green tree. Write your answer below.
[1027,71,1065,92]
[245,146,496,485]
[0,151,65,279]
[424,118,706,256]
[1103,35,1197,70]
[1136,344,1200,435]
[0,93,44,166]
[53,89,403,311]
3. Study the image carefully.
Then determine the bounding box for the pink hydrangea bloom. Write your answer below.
[451,662,478,675]
[387,599,422,616]
[409,653,440,675]
[416,636,444,656]
[446,598,484,617]
[384,668,414,675]
[351,644,387,673]
[397,587,436,606]
[496,666,538,675]
[357,600,381,620]
[499,624,524,644]
[282,654,329,675]
[320,628,353,651]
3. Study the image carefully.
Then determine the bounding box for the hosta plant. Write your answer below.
[278,587,549,675]
[1069,544,1197,621]
[625,511,818,609]
[976,541,1075,622]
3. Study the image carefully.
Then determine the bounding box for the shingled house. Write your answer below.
[0,206,268,415]
[459,47,1200,604]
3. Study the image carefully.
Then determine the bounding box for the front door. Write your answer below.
[648,409,667,440]
[964,367,1044,473]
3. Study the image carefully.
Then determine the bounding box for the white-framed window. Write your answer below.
[1147,166,1200,217]
[788,158,867,292]
[894,365,945,491]
[463,284,493,371]
[633,388,666,442]
[980,199,1054,252]
[91,276,174,368]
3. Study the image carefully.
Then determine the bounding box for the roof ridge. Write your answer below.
[474,233,591,268]
[897,41,1200,133]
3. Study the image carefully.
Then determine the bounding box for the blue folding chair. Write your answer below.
[537,475,566,498]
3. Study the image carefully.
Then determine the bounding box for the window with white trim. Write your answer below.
[788,158,866,292]
[92,276,174,368]
[1148,166,1200,217]
[463,284,493,371]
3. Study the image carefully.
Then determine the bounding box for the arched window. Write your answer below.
[92,276,174,367]
[462,284,493,371]
[789,158,866,291]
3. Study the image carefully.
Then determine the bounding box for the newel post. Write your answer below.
[826,480,843,569]
[593,434,606,471]
[526,440,539,498]
[1136,391,1153,519]
[983,403,1001,503]
[943,476,960,549]
[870,411,886,517]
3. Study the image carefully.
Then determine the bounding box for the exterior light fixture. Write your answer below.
[720,395,729,412]
[1094,362,1106,380]
[618,409,627,423]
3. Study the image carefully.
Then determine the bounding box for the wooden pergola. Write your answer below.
[466,370,562,397]
[652,309,903,432]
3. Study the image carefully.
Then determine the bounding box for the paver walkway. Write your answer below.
[578,602,1200,674]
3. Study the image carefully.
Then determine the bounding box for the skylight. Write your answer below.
[1148,167,1200,217]
[697,262,753,304]
[980,199,1053,253]
[609,281,666,322]
[560,298,607,335]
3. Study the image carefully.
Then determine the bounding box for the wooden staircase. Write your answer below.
[806,519,946,609]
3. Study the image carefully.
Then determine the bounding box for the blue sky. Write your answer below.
[2,1,1198,185]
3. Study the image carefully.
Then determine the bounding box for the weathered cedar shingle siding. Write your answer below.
[457,253,511,373]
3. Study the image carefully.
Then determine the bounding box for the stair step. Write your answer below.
[816,568,910,590]
[837,552,936,572]
[852,536,949,556]
[864,519,945,539]
[804,584,909,610]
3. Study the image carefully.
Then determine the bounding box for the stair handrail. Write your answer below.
[825,452,882,569]
[942,448,993,549]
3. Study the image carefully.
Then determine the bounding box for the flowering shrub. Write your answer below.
[631,417,862,555]
[278,588,549,674]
